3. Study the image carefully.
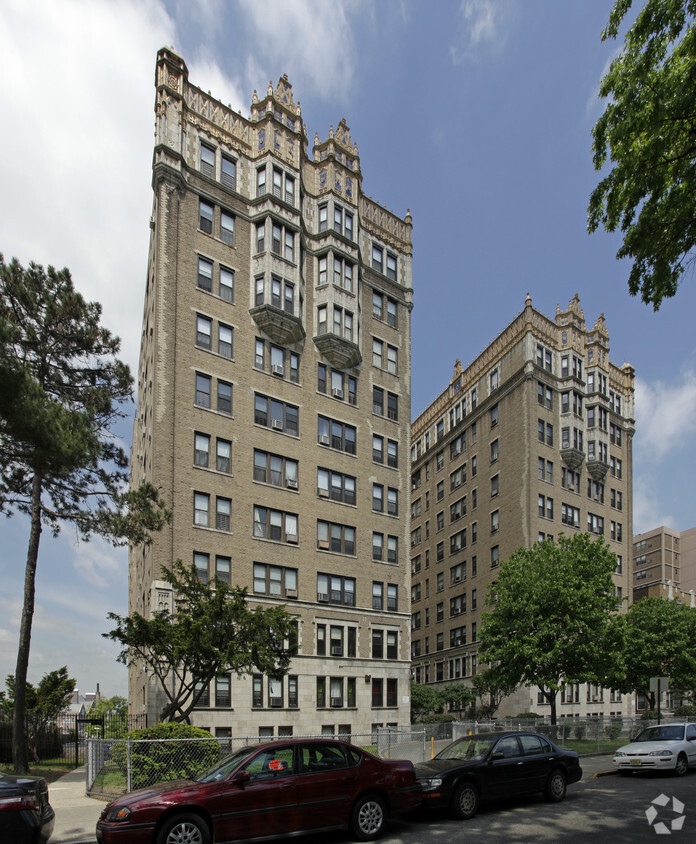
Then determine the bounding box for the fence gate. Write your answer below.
[74,717,104,767]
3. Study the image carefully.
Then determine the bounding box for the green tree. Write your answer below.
[471,666,517,719]
[440,683,476,718]
[104,560,297,723]
[86,695,129,738]
[479,534,622,724]
[0,255,170,773]
[0,667,75,762]
[612,597,696,708]
[588,0,696,309]
[409,682,443,722]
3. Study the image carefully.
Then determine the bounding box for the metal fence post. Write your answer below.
[126,739,132,793]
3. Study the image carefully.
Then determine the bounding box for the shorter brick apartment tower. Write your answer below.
[410,294,635,719]
[129,48,414,740]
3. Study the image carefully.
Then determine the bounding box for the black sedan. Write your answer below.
[0,772,55,843]
[415,731,582,820]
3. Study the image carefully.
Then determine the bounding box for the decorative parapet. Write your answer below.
[184,86,252,148]
[360,196,412,252]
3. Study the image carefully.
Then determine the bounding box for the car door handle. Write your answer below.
[279,783,295,789]
[517,762,524,766]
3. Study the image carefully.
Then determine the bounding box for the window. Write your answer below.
[372,292,397,327]
[332,305,353,340]
[490,439,499,462]
[372,484,384,513]
[450,496,467,522]
[194,433,210,467]
[195,314,212,350]
[217,380,232,414]
[611,489,623,511]
[333,256,354,292]
[437,511,444,531]
[219,266,234,302]
[538,420,553,446]
[450,528,466,554]
[611,521,623,542]
[561,503,581,528]
[197,256,213,291]
[450,465,466,491]
[538,382,553,409]
[199,199,214,234]
[221,155,236,189]
[194,679,210,707]
[253,563,298,598]
[386,252,397,281]
[491,475,499,497]
[218,323,233,358]
[256,166,266,197]
[200,143,215,177]
[450,562,466,584]
[489,370,499,392]
[371,244,383,273]
[215,675,231,707]
[491,545,499,567]
[450,593,466,615]
[271,222,295,261]
[218,210,235,246]
[252,506,298,544]
[317,572,356,604]
[318,468,356,504]
[194,492,209,527]
[317,415,356,454]
[536,344,552,372]
[491,509,500,532]
[317,521,356,556]
[256,222,265,252]
[254,449,298,488]
[215,556,230,584]
[215,496,231,531]
[194,551,209,583]
[255,394,299,435]
[538,495,553,520]
[195,373,211,407]
[450,626,466,647]
[587,512,605,535]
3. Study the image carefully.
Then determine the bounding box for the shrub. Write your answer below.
[574,723,586,741]
[672,705,696,718]
[513,712,541,720]
[112,722,222,791]
[604,723,622,740]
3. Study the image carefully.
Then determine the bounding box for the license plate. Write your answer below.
[630,758,642,766]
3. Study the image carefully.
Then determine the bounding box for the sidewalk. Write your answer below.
[48,766,105,844]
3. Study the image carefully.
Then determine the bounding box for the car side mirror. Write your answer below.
[490,751,505,761]
[233,769,251,788]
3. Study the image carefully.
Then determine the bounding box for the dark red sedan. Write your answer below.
[96,738,421,843]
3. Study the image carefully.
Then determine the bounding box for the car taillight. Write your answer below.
[0,794,39,811]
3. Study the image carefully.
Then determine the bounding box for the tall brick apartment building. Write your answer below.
[129,49,413,739]
[409,294,635,718]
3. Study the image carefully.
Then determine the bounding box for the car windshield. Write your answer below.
[634,725,685,743]
[196,747,257,782]
[437,736,497,761]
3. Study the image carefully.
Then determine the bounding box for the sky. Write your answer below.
[1,0,695,699]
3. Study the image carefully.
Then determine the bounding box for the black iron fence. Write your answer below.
[0,712,148,767]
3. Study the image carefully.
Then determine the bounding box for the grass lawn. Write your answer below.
[0,764,77,784]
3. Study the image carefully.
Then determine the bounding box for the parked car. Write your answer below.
[415,731,582,820]
[0,772,55,843]
[612,722,696,775]
[96,737,422,843]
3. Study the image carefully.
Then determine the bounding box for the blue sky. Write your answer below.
[1,0,695,698]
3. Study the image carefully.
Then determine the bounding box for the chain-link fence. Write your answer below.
[87,730,423,798]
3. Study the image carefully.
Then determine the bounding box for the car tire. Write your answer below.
[157,812,211,844]
[451,780,480,820]
[349,793,387,841]
[674,753,688,777]
[544,769,567,803]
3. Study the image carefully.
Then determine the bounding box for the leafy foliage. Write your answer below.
[588,0,696,309]
[85,695,129,739]
[410,681,475,722]
[111,722,221,790]
[479,534,622,723]
[0,254,169,772]
[105,560,297,723]
[470,666,517,719]
[610,596,696,706]
[0,667,74,763]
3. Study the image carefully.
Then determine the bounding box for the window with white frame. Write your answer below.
[200,143,215,178]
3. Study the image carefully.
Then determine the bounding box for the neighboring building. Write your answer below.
[129,49,414,739]
[633,525,696,604]
[409,294,634,718]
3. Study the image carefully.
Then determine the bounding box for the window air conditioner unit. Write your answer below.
[452,607,460,615]
[330,698,342,707]
[286,533,298,544]
[272,364,284,376]
[285,589,298,599]
[318,488,329,498]
[318,540,330,550]
[319,434,330,445]
[272,420,284,430]
[317,592,329,602]
[270,698,282,707]
[331,646,343,656]
[331,388,344,399]
[286,479,298,489]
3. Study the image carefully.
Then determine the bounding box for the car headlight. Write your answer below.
[105,806,132,822]
[614,751,626,757]
[649,750,672,757]
[418,777,442,792]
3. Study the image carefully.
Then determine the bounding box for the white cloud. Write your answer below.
[236,0,364,102]
[634,370,696,461]
[450,0,514,64]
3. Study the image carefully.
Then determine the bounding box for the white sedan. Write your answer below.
[613,723,696,775]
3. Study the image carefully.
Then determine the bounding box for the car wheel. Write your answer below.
[544,769,567,803]
[157,813,210,844]
[451,781,480,820]
[349,793,387,841]
[674,753,688,777]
